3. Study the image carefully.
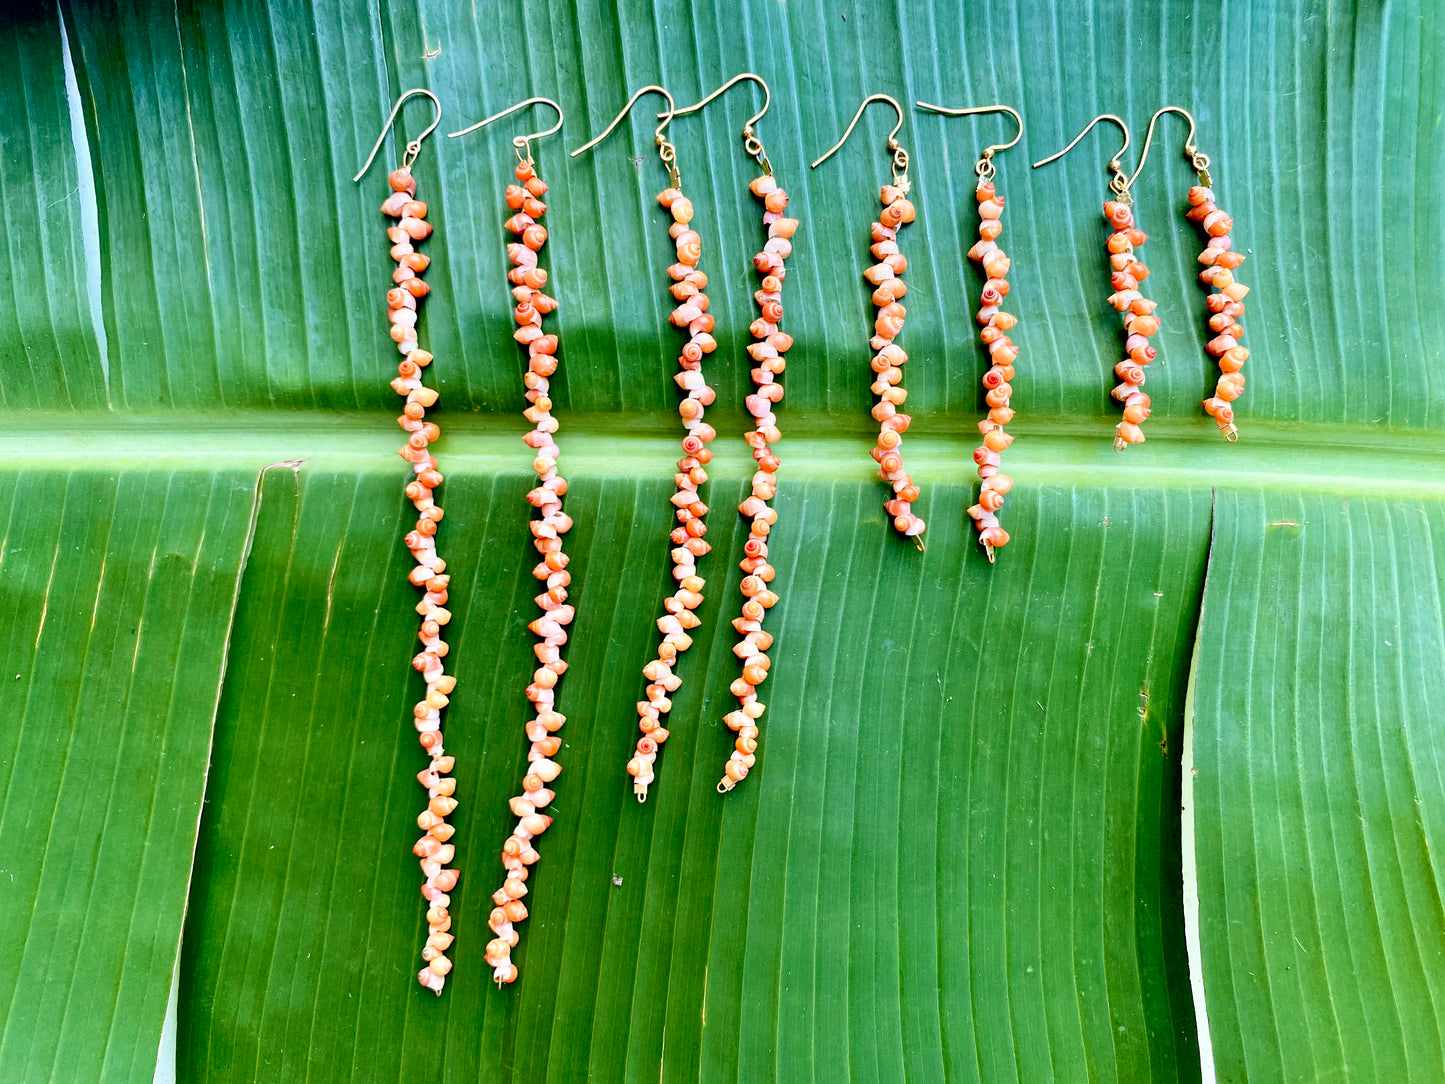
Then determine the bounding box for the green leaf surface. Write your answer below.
[0,469,258,1083]
[177,467,1206,1083]
[1189,491,1445,1083]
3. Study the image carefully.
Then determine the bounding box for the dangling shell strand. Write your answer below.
[1103,200,1160,451]
[483,157,570,988]
[625,187,718,801]
[718,174,796,793]
[1189,186,1249,439]
[379,168,459,997]
[965,178,1017,560]
[866,183,925,545]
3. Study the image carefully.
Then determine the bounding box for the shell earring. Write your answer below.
[1131,106,1249,441]
[448,96,567,988]
[1035,115,1161,452]
[916,102,1024,562]
[812,94,926,550]
[354,89,461,996]
[573,88,718,803]
[671,73,794,795]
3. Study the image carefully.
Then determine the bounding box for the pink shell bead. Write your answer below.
[484,160,570,989]
[626,186,719,802]
[383,169,459,996]
[1102,199,1159,452]
[717,173,795,794]
[867,184,925,545]
[966,180,1016,560]
[1187,185,1249,439]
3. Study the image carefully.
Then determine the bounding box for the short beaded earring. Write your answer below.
[447,96,567,988]
[812,95,926,550]
[917,102,1024,562]
[572,88,718,802]
[671,73,794,794]
[354,90,460,996]
[1035,115,1160,452]
[1132,106,1249,441]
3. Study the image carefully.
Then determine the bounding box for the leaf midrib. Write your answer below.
[11,412,1445,500]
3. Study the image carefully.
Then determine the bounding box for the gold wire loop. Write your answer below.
[1130,105,1212,188]
[447,96,564,166]
[915,102,1023,183]
[571,85,681,189]
[670,73,774,176]
[811,94,911,188]
[354,88,442,183]
[1032,113,1133,203]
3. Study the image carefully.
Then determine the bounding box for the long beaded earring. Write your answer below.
[811,95,926,550]
[916,102,1024,562]
[571,88,718,802]
[1132,106,1249,441]
[1034,115,1160,452]
[447,97,566,987]
[671,73,794,795]
[354,89,460,996]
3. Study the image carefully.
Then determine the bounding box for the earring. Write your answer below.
[1035,115,1160,452]
[355,89,460,996]
[916,102,1024,562]
[573,88,717,802]
[671,74,793,795]
[447,97,567,988]
[1133,107,1248,441]
[812,95,926,550]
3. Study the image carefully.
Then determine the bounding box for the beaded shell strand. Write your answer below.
[378,167,460,996]
[625,186,719,800]
[965,180,1017,558]
[482,157,570,987]
[1103,200,1160,451]
[866,185,926,545]
[717,173,796,793]
[1190,186,1249,438]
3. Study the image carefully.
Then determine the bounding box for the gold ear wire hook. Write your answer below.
[914,102,1023,182]
[669,73,774,175]
[571,85,681,189]
[1032,113,1134,203]
[1129,105,1212,189]
[811,93,910,189]
[447,96,564,165]
[354,88,442,183]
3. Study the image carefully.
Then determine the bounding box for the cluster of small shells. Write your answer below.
[484,158,572,987]
[964,179,1017,559]
[379,168,460,996]
[1103,200,1160,451]
[625,186,719,800]
[1189,186,1249,437]
[718,173,795,793]
[864,183,925,543]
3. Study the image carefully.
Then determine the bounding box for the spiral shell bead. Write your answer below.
[866,184,925,542]
[1102,200,1160,451]
[965,180,1016,559]
[481,159,570,988]
[1186,185,1249,438]
[718,174,795,793]
[625,187,719,801]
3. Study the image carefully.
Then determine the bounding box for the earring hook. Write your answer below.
[354,88,442,183]
[914,102,1023,182]
[571,85,681,189]
[1129,105,1211,189]
[669,73,774,175]
[1032,113,1134,203]
[811,93,910,188]
[447,96,564,165]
